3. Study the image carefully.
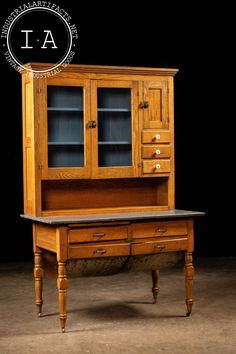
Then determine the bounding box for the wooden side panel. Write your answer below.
[34,224,56,252]
[22,76,35,214]
[168,77,175,209]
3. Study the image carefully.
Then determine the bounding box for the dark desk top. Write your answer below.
[21,209,205,225]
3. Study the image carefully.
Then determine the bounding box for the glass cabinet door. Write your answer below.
[97,88,132,167]
[47,86,84,168]
[42,79,90,179]
[91,80,138,178]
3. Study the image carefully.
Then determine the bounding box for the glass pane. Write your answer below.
[47,86,84,168]
[97,88,132,167]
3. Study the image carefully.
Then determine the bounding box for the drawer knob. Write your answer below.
[155,149,161,155]
[94,248,107,254]
[155,134,161,140]
[154,245,166,250]
[155,164,161,169]
[93,233,105,238]
[155,227,167,233]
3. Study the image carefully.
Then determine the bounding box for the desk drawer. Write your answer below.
[142,131,170,144]
[131,237,188,255]
[68,242,130,259]
[142,160,170,174]
[68,225,128,243]
[132,221,188,238]
[142,145,171,159]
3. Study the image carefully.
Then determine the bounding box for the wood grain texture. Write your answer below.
[142,131,170,144]
[131,221,188,238]
[131,237,188,255]
[35,224,56,252]
[23,63,179,76]
[68,225,128,243]
[152,270,160,304]
[143,81,169,129]
[142,145,171,159]
[34,249,43,316]
[184,252,194,316]
[68,242,130,259]
[42,178,164,211]
[142,160,171,174]
[57,262,68,332]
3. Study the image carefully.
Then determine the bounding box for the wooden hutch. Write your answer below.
[21,63,203,332]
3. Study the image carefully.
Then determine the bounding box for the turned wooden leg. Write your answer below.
[57,262,68,333]
[184,252,194,316]
[152,270,160,304]
[34,250,43,317]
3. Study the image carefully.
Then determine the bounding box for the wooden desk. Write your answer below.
[21,209,204,333]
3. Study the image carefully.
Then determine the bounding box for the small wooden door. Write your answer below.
[91,80,139,178]
[143,80,169,129]
[41,78,91,179]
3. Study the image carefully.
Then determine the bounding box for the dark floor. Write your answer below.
[0,258,236,354]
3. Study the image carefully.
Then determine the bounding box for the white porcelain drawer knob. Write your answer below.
[155,134,161,140]
[155,149,161,155]
[155,164,161,169]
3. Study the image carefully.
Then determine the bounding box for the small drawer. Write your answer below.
[132,221,188,238]
[68,242,130,259]
[142,160,170,174]
[131,237,188,255]
[142,145,171,159]
[142,131,170,144]
[68,225,128,243]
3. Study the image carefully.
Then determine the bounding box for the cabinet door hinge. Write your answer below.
[38,164,42,170]
[37,88,42,94]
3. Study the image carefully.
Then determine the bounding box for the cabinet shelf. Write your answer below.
[48,107,83,112]
[98,108,130,112]
[98,141,131,145]
[48,142,83,146]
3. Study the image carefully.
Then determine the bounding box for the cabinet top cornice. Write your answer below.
[22,63,179,76]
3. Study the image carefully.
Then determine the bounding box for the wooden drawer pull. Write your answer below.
[154,245,166,250]
[93,233,105,238]
[94,248,107,254]
[155,227,167,233]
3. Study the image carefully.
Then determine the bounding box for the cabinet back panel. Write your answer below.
[42,178,168,211]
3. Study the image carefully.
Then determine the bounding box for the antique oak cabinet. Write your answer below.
[20,63,203,332]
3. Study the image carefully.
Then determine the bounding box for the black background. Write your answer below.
[0,1,235,261]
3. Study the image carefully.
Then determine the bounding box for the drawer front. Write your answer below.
[142,131,170,144]
[68,225,128,243]
[131,237,188,255]
[142,145,171,159]
[142,160,170,174]
[68,242,130,259]
[132,221,188,238]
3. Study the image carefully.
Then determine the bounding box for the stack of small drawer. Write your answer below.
[142,130,171,174]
